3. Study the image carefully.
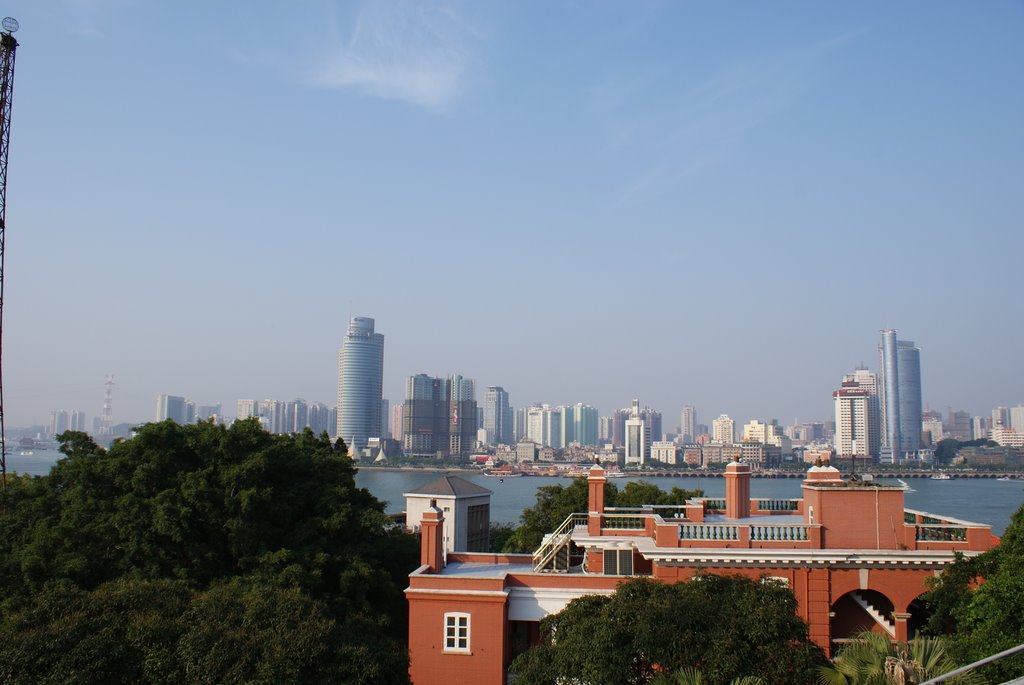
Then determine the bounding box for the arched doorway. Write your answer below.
[830,589,895,650]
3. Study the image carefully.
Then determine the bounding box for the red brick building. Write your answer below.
[406,461,998,684]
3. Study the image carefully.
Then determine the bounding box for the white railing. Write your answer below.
[533,513,588,571]
[749,524,809,541]
[679,523,739,541]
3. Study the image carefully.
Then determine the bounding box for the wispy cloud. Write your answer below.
[309,0,478,112]
[597,30,862,205]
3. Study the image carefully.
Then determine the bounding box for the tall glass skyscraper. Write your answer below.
[878,329,922,462]
[336,316,384,454]
[483,386,512,446]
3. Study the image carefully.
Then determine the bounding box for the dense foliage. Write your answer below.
[924,502,1024,682]
[0,420,419,684]
[509,575,827,685]
[501,476,702,552]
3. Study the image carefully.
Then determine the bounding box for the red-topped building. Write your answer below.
[406,461,999,684]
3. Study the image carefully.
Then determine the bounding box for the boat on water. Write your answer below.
[896,478,915,492]
[997,476,1016,482]
[931,472,952,480]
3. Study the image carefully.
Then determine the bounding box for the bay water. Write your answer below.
[7,453,1021,536]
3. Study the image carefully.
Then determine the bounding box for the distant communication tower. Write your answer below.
[100,375,114,436]
[0,17,19,488]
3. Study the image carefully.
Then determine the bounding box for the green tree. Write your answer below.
[0,579,190,685]
[509,576,826,685]
[502,478,701,553]
[0,420,418,684]
[817,630,984,685]
[925,502,1024,682]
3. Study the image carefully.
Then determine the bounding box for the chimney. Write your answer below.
[420,499,445,573]
[588,462,607,535]
[724,459,751,519]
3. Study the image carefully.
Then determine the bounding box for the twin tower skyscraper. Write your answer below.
[336,316,385,452]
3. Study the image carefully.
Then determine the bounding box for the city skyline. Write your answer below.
[4,3,1023,428]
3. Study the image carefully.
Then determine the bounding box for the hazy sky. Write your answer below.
[4,1,1023,430]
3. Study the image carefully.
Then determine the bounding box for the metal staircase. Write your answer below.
[533,513,587,572]
[850,590,896,638]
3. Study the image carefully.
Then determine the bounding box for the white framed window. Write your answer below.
[443,612,471,653]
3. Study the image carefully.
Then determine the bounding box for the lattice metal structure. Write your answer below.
[0,18,19,488]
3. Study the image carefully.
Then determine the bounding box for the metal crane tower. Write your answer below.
[0,17,19,488]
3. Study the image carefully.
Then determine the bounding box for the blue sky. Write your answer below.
[4,0,1023,429]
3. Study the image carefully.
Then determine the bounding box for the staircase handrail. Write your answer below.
[532,513,588,570]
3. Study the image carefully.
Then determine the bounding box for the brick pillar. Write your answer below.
[420,500,445,573]
[588,463,607,535]
[724,460,751,519]
[806,567,833,656]
[892,611,910,642]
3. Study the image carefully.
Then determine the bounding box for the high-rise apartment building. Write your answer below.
[391,402,405,445]
[878,330,923,462]
[711,414,735,444]
[237,399,257,420]
[336,316,385,453]
[402,373,478,456]
[68,410,87,432]
[833,385,873,457]
[572,403,599,447]
[992,406,1011,429]
[483,387,512,446]
[156,395,189,424]
[945,409,971,441]
[680,405,696,444]
[831,369,880,459]
[624,399,649,465]
[1010,406,1024,433]
[971,415,991,441]
[48,410,69,436]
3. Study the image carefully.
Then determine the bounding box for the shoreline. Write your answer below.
[355,464,1024,479]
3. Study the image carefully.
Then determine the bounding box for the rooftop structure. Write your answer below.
[406,460,998,684]
[404,475,492,554]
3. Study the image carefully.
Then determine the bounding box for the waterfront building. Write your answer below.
[572,403,599,447]
[402,373,478,457]
[832,369,881,459]
[878,330,923,462]
[624,399,649,465]
[711,414,735,444]
[612,407,630,447]
[515,439,537,463]
[680,405,696,444]
[406,461,998,684]
[483,387,512,446]
[336,316,385,453]
[990,426,1024,448]
[48,410,68,437]
[650,440,678,464]
[391,403,405,445]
